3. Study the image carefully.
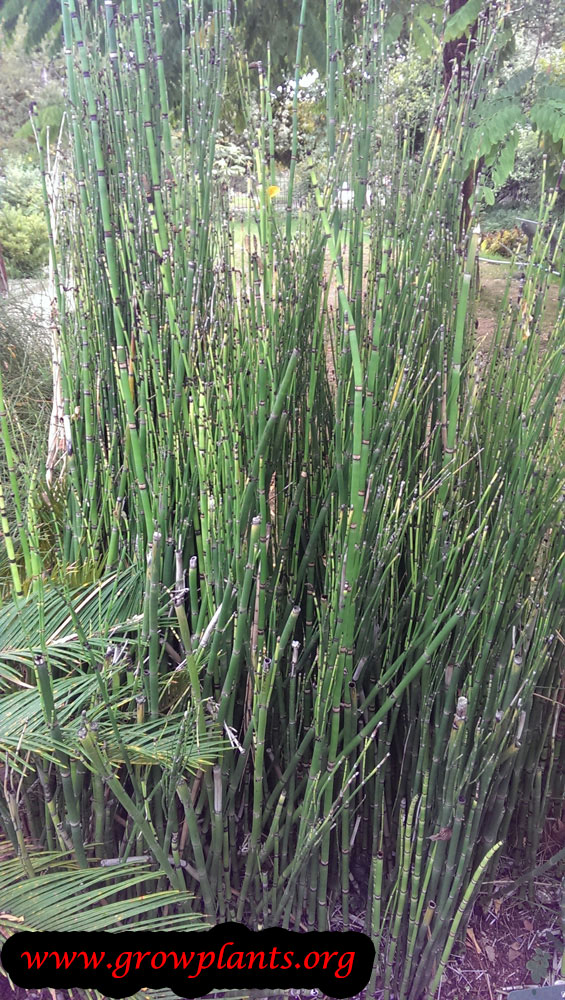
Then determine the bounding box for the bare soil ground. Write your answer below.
[440,837,565,1000]
[475,261,561,348]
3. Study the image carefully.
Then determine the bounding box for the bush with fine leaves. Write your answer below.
[0,159,49,277]
[0,288,51,588]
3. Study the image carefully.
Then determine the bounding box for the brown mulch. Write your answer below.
[440,879,563,1000]
[475,261,560,350]
[0,861,563,1000]
[0,980,50,1000]
[440,812,565,1000]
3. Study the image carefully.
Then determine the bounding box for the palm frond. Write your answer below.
[0,851,208,934]
[0,678,225,770]
[0,566,146,688]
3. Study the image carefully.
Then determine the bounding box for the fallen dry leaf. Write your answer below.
[507,943,521,963]
[466,927,482,954]
[485,944,496,963]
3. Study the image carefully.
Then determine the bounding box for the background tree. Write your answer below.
[0,0,60,48]
[0,15,63,157]
[0,0,365,91]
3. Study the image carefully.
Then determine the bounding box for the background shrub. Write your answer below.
[480,226,528,257]
[0,160,49,277]
[0,289,51,586]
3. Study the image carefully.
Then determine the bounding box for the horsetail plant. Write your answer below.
[0,1,563,998]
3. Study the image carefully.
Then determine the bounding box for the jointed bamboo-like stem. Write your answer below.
[0,0,562,991]
[286,0,309,243]
[176,777,215,916]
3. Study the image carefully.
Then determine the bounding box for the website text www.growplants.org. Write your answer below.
[1,924,376,999]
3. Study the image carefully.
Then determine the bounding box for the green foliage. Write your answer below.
[13,101,65,149]
[0,15,65,162]
[0,293,51,404]
[464,101,524,175]
[381,0,443,54]
[526,948,551,985]
[384,11,404,47]
[494,126,545,206]
[0,0,361,92]
[0,5,564,1000]
[444,0,484,43]
[216,65,326,176]
[1,157,44,213]
[0,160,49,276]
[213,125,253,178]
[0,298,50,506]
[0,851,211,934]
[530,81,565,184]
[464,39,565,205]
[480,226,527,257]
[0,288,51,588]
[234,0,329,86]
[412,12,439,60]
[270,84,326,166]
[513,1,565,43]
[497,65,535,99]
[297,95,326,142]
[384,49,436,148]
[478,184,495,205]
[0,205,48,277]
[530,83,565,141]
[489,129,520,188]
[532,46,565,187]
[0,0,209,103]
[0,0,61,49]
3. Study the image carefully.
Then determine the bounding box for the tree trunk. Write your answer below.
[443,0,482,236]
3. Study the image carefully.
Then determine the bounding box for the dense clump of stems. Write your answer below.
[0,0,563,995]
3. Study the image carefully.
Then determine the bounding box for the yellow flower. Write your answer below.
[267,185,280,199]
